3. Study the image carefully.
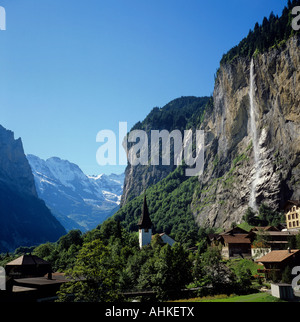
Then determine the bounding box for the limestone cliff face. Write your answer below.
[192,36,300,228]
[119,36,300,231]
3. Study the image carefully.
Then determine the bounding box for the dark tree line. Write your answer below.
[221,0,300,64]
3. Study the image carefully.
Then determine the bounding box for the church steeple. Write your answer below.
[138,193,152,230]
[138,192,152,248]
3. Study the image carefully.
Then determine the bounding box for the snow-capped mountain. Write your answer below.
[27,154,124,232]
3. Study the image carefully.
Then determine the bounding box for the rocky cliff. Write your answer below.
[0,125,37,197]
[0,125,66,252]
[120,96,209,206]
[192,35,300,228]
[119,35,300,231]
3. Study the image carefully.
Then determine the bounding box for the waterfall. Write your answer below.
[249,58,261,212]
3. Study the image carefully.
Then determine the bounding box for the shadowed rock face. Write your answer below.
[0,125,66,252]
[0,125,37,197]
[192,36,300,228]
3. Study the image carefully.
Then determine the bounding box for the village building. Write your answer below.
[2,254,71,302]
[5,254,52,279]
[138,194,175,249]
[255,249,300,280]
[218,227,252,259]
[209,225,299,260]
[285,200,300,230]
[248,226,298,257]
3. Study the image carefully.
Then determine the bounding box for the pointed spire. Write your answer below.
[138,192,152,229]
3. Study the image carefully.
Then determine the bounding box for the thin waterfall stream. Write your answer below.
[249,58,261,212]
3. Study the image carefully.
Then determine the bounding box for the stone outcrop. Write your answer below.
[192,36,300,228]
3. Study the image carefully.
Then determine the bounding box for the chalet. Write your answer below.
[5,254,52,279]
[2,254,72,302]
[255,249,300,280]
[219,227,251,259]
[285,200,300,230]
[248,226,298,252]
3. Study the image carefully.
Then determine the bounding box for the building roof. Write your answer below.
[138,194,153,229]
[251,226,279,232]
[251,230,298,237]
[284,200,300,210]
[6,254,50,266]
[220,227,248,236]
[222,234,251,244]
[255,249,300,263]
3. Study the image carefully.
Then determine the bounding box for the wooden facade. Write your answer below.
[256,249,300,280]
[219,227,252,259]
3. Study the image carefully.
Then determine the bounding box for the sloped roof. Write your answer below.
[222,234,251,244]
[138,194,152,229]
[252,230,298,237]
[287,200,300,207]
[255,249,300,263]
[220,227,248,236]
[251,226,279,232]
[284,200,300,210]
[6,254,50,266]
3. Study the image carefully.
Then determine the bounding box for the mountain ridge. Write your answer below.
[116,29,299,239]
[27,154,124,232]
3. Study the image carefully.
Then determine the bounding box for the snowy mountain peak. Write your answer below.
[27,154,125,232]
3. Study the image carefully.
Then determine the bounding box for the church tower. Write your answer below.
[138,193,152,249]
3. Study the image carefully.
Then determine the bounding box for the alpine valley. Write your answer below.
[1,0,300,303]
[0,0,299,256]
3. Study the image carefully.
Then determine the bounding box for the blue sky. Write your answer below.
[0,0,288,175]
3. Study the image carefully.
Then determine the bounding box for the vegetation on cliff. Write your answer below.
[121,96,210,206]
[221,0,300,64]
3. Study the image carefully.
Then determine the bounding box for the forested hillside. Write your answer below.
[221,0,300,64]
[120,96,211,206]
